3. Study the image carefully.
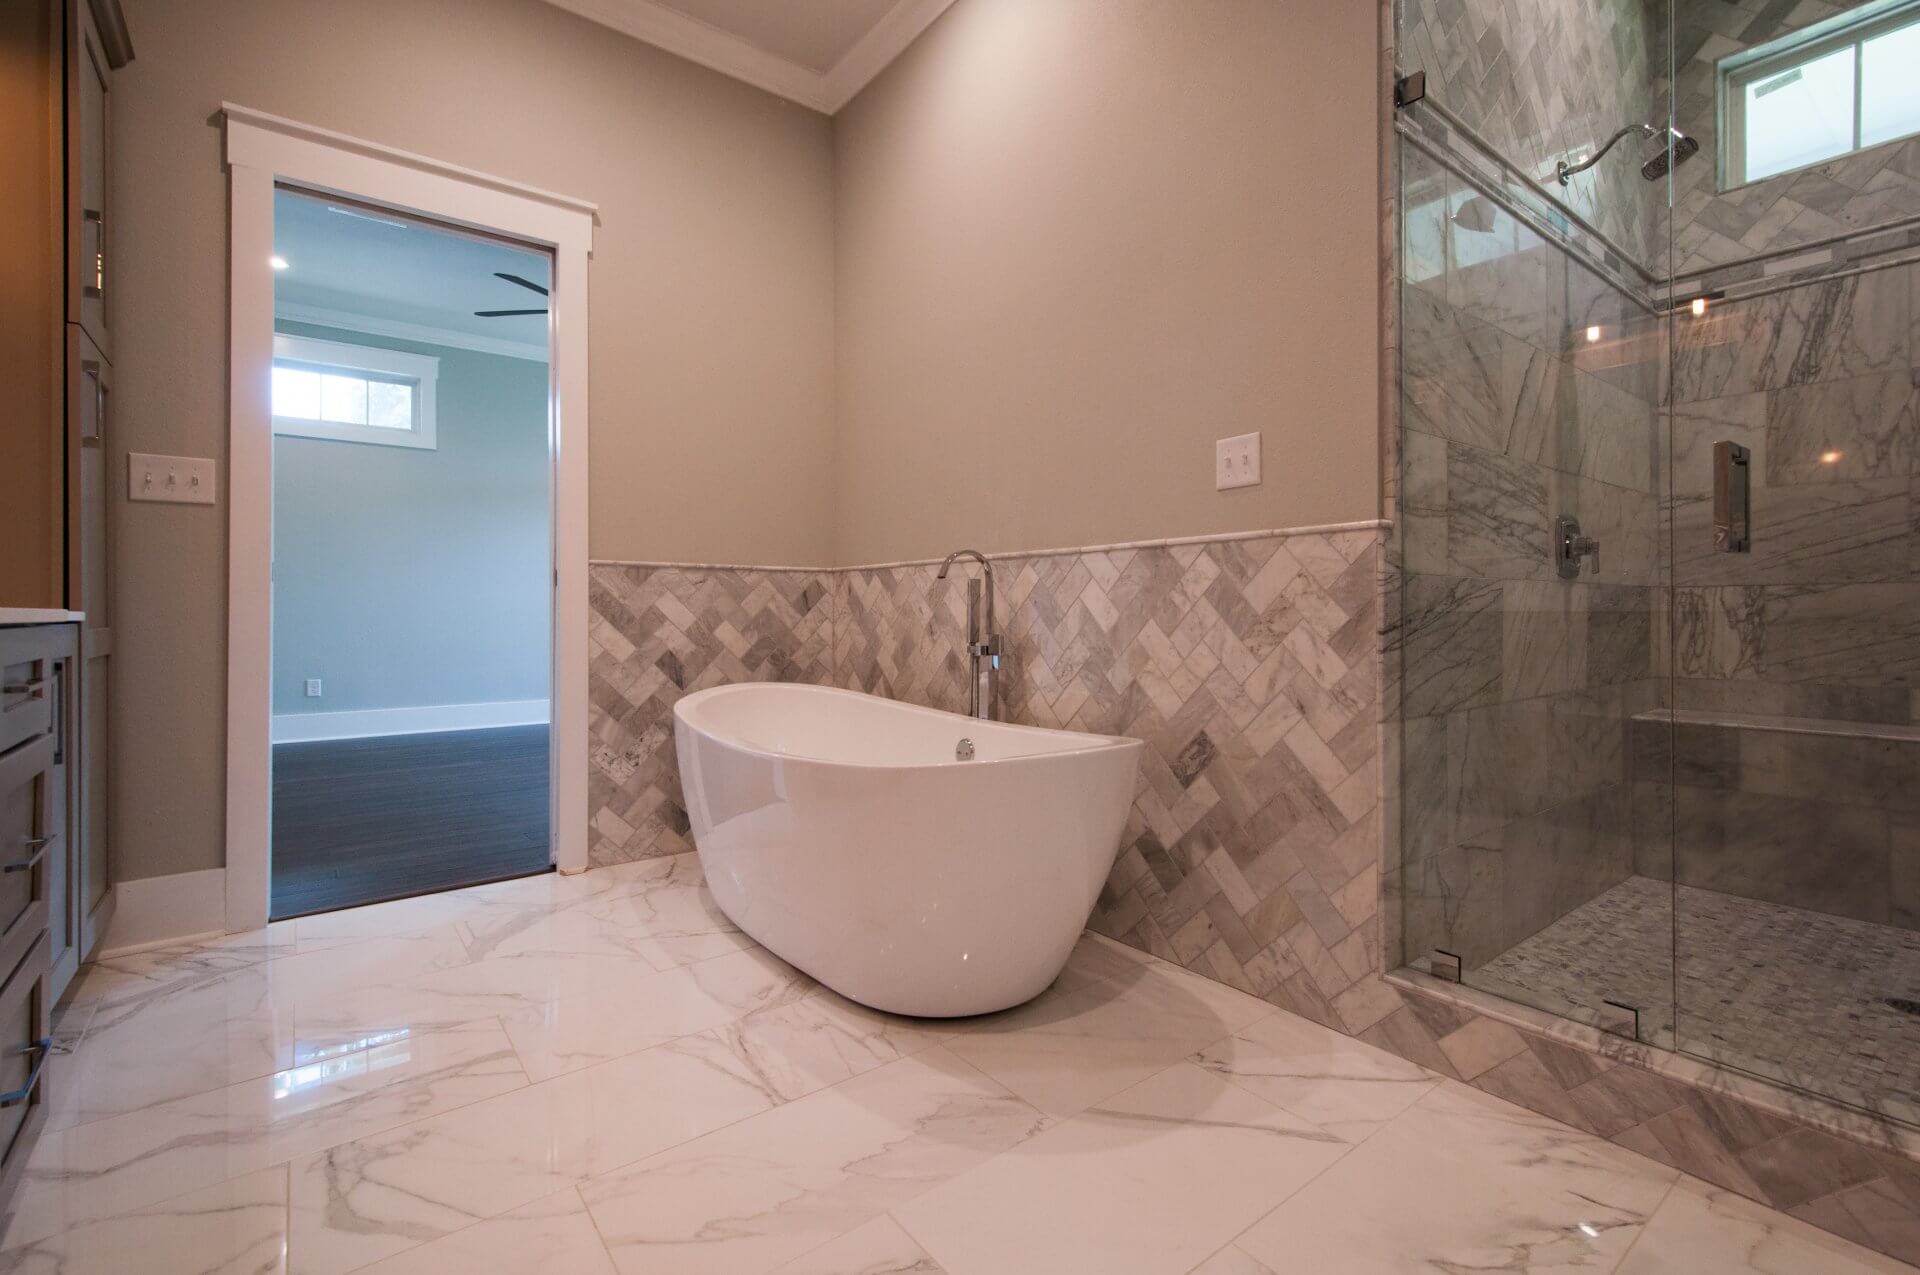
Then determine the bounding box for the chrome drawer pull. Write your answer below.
[2,680,49,700]
[3,839,51,874]
[0,1040,52,1109]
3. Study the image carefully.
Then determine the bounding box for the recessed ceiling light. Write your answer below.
[1820,450,1843,464]
[269,255,290,271]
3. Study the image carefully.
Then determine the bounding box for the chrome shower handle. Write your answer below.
[1714,440,1751,554]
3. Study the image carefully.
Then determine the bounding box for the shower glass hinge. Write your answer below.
[1394,72,1427,110]
[1598,999,1641,1041]
[1428,949,1462,983]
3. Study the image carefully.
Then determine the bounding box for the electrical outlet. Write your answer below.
[305,679,323,698]
[128,453,218,505]
[1216,432,1261,490]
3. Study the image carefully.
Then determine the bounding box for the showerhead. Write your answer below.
[1557,123,1700,185]
[1641,128,1700,182]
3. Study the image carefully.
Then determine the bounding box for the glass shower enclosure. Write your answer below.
[1392,0,1920,1128]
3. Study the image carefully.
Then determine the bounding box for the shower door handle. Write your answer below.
[1713,441,1750,553]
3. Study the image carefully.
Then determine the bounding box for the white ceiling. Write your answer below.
[541,0,957,113]
[272,189,553,359]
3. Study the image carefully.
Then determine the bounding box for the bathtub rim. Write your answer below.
[672,682,1142,771]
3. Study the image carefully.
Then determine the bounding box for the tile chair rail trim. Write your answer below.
[588,519,1393,577]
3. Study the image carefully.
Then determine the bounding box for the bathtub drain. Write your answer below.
[956,738,975,761]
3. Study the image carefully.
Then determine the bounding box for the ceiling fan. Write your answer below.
[475,271,548,319]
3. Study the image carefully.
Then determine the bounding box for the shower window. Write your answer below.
[1720,0,1920,186]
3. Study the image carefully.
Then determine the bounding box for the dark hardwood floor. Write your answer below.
[271,724,552,919]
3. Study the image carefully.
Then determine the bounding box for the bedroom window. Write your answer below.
[1721,2,1920,187]
[271,334,439,450]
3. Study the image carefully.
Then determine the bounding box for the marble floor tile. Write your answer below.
[496,946,815,1082]
[4,1020,526,1251]
[45,967,297,1130]
[1191,1007,1442,1142]
[1235,1081,1679,1273]
[895,1061,1349,1275]
[285,1027,802,1274]
[348,1187,617,1275]
[578,1047,1048,1275]
[18,856,1914,1275]
[941,962,1274,1118]
[772,1215,945,1274]
[1186,1245,1279,1274]
[0,1166,289,1275]
[1616,1178,1912,1274]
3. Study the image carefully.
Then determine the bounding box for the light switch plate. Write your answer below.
[1216,432,1261,490]
[129,453,217,505]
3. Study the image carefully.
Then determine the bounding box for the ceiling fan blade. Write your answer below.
[474,308,549,318]
[494,272,550,297]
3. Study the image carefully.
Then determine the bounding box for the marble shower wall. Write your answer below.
[1669,0,1920,275]
[1397,0,1664,268]
[840,532,1391,1034]
[1648,259,1920,925]
[1393,139,1668,974]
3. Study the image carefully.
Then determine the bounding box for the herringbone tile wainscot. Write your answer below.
[840,530,1397,1035]
[587,565,835,866]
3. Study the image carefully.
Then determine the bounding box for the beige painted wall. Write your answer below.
[830,0,1383,563]
[112,0,837,880]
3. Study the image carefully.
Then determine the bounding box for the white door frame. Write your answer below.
[222,104,596,933]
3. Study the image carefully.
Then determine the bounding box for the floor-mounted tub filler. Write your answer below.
[674,683,1144,1016]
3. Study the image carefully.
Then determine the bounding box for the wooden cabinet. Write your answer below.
[0,0,130,1215]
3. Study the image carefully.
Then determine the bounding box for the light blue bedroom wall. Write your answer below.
[271,321,551,718]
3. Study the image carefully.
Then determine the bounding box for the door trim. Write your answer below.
[221,105,595,933]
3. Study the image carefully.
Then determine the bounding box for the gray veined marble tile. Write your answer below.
[1234,1081,1678,1274]
[1391,574,1503,718]
[0,1166,290,1275]
[1445,444,1551,581]
[577,1047,1048,1275]
[1672,269,1910,402]
[1501,580,1588,702]
[1766,371,1919,486]
[893,1061,1349,1275]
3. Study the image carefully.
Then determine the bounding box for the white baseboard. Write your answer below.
[102,868,229,955]
[272,699,550,743]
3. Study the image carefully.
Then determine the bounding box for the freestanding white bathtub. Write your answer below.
[673,683,1143,1017]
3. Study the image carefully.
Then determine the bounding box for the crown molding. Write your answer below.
[820,0,956,111]
[275,302,550,363]
[541,0,957,115]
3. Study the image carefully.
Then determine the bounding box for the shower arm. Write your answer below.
[1556,123,1658,185]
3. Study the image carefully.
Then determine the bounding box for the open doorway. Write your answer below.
[266,187,554,918]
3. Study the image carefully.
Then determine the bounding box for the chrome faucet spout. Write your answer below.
[937,549,1000,720]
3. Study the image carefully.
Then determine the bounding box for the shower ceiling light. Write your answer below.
[1586,325,1602,343]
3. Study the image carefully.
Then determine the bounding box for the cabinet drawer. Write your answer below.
[0,735,54,967]
[0,656,54,762]
[0,931,50,1202]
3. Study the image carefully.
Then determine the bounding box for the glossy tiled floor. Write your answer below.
[4,854,1910,1274]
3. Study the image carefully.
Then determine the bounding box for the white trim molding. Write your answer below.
[223,105,595,935]
[276,301,550,364]
[273,700,552,744]
[539,0,957,114]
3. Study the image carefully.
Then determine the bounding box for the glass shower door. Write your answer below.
[1392,0,1677,1044]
